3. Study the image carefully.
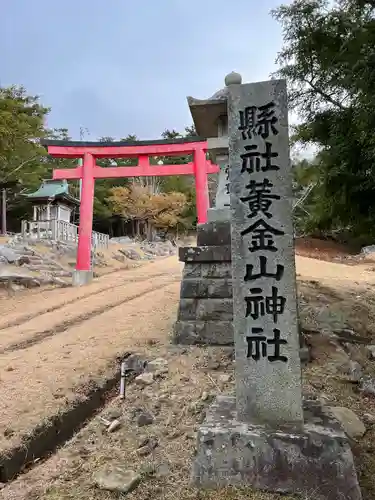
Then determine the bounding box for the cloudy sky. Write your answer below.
[2,0,293,141]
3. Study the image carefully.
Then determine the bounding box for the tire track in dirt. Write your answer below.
[0,280,180,457]
[0,271,172,331]
[0,274,181,355]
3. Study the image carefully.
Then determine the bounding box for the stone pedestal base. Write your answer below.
[72,270,94,287]
[193,396,362,500]
[173,219,233,345]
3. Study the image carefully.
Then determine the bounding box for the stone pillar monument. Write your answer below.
[173,73,241,345]
[192,78,362,500]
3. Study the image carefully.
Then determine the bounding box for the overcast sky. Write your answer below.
[1,0,293,141]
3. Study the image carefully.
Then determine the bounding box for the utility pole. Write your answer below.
[79,127,90,202]
[2,188,6,235]
[78,158,83,201]
[0,181,18,235]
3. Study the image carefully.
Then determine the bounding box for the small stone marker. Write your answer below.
[229,79,303,426]
[214,155,230,210]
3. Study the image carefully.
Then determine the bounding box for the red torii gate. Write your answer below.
[42,138,218,280]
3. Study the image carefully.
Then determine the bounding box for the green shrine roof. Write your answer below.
[25,179,79,205]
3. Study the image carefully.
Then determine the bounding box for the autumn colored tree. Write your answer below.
[107,184,188,239]
[152,191,188,236]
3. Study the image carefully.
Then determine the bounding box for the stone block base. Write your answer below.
[172,242,233,344]
[207,207,230,222]
[174,320,233,345]
[193,396,362,500]
[197,220,231,247]
[72,270,94,287]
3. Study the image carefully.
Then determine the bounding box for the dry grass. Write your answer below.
[1,343,296,500]
[302,350,375,499]
[1,251,375,499]
[0,258,182,453]
[296,255,375,286]
[0,258,181,329]
[298,279,375,338]
[0,270,182,353]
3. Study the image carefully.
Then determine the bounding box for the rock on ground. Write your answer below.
[363,413,375,424]
[123,354,147,377]
[366,345,375,360]
[329,406,366,439]
[136,436,158,456]
[135,409,155,427]
[135,372,154,386]
[119,248,143,261]
[337,360,363,383]
[145,357,168,374]
[360,376,375,397]
[93,466,141,494]
[0,245,21,264]
[361,244,375,256]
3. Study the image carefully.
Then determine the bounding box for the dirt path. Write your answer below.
[296,255,375,287]
[1,253,375,487]
[3,253,375,500]
[0,257,182,329]
[0,256,182,454]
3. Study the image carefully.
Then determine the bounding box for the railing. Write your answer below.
[21,219,109,249]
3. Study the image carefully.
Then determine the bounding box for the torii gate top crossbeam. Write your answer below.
[42,138,218,180]
[41,138,217,274]
[42,137,210,158]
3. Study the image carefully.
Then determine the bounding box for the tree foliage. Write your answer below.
[273,0,375,243]
[0,82,199,235]
[107,184,188,238]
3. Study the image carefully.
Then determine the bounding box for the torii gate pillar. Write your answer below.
[43,138,218,286]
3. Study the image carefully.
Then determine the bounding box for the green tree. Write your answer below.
[273,0,375,243]
[0,85,53,230]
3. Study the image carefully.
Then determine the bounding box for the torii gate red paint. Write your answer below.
[43,138,218,273]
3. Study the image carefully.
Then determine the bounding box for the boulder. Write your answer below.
[122,354,147,377]
[361,245,375,256]
[0,245,20,264]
